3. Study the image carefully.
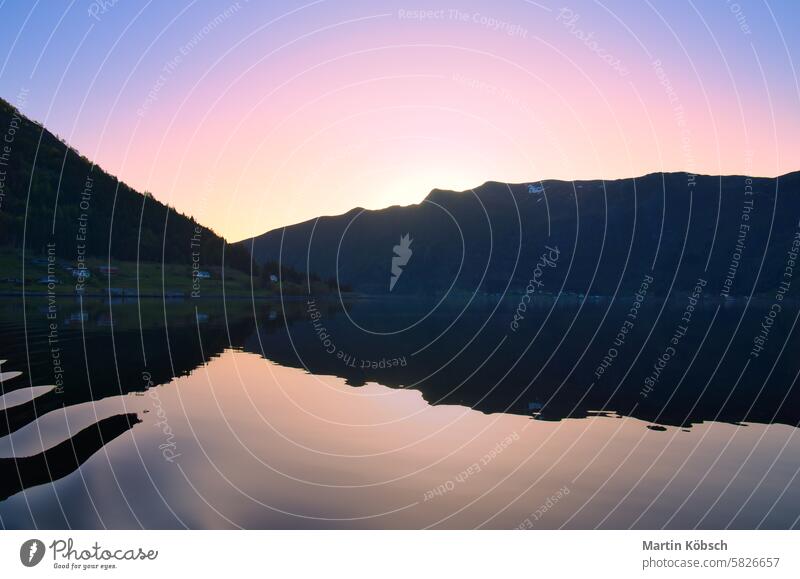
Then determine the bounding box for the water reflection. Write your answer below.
[0,412,139,502]
[251,296,800,428]
[0,295,797,528]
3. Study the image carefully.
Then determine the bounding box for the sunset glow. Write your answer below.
[1,0,798,240]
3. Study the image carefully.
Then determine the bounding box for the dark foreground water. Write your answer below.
[0,294,798,529]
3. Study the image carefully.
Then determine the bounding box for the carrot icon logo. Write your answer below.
[19,539,46,567]
[390,234,413,291]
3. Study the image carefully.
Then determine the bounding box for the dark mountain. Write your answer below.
[239,171,800,297]
[0,97,251,270]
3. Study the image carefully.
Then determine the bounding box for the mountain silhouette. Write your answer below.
[239,171,800,297]
[0,97,250,271]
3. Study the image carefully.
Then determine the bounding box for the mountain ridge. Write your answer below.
[239,170,800,297]
[236,169,800,242]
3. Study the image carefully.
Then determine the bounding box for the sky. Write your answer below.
[0,0,798,241]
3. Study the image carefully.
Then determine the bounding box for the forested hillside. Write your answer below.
[0,97,251,271]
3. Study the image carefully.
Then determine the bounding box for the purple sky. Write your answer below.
[1,0,798,239]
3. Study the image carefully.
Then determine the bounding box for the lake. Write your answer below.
[0,294,798,528]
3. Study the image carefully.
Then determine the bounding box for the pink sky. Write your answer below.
[2,1,798,240]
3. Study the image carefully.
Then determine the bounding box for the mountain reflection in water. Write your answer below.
[0,295,798,529]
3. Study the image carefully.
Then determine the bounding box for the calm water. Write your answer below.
[0,294,798,529]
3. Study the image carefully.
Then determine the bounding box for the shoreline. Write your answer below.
[0,291,362,301]
[0,290,793,306]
